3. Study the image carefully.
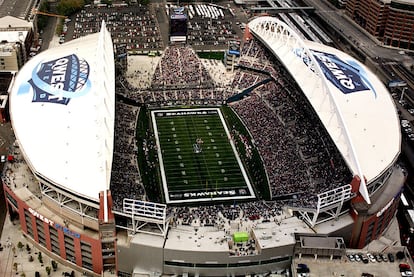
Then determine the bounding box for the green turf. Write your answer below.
[153,109,252,202]
[197,51,225,60]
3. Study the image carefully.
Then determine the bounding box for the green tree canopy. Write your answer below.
[57,0,85,16]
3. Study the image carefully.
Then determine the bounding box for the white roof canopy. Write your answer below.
[248,17,401,204]
[10,22,115,201]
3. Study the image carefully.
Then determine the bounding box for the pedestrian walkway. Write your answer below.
[0,216,79,277]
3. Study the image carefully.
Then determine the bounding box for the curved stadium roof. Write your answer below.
[248,17,401,204]
[10,22,115,201]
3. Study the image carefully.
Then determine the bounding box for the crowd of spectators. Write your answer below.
[0,3,365,250]
[110,102,147,211]
[109,33,354,233]
[116,45,237,106]
[151,46,214,89]
[230,37,352,208]
[117,44,273,106]
[232,94,312,198]
[113,37,352,211]
[168,200,284,229]
[71,4,163,51]
[239,39,282,80]
[231,70,269,92]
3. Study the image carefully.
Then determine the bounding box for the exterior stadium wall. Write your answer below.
[40,188,100,231]
[3,146,404,276]
[3,184,104,275]
[162,244,293,276]
[116,229,295,276]
[351,196,400,249]
[117,238,164,276]
[35,172,101,231]
[2,17,407,277]
[3,144,308,277]
[349,165,406,248]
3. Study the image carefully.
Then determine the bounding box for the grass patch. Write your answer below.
[197,51,225,60]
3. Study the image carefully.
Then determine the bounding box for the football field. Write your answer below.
[151,108,255,203]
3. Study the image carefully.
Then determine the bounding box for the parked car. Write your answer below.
[348,254,355,262]
[367,253,376,263]
[402,271,413,277]
[400,263,411,271]
[388,253,395,262]
[399,99,408,107]
[401,120,410,128]
[297,263,308,269]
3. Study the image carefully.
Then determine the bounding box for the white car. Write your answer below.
[402,271,413,277]
[367,253,376,263]
[1,155,6,162]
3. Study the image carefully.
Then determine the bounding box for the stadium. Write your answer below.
[2,15,406,277]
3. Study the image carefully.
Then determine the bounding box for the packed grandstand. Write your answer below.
[3,14,405,277]
[114,36,353,210]
[114,18,398,212]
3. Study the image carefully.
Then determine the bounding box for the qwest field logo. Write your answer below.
[293,48,376,97]
[18,54,91,105]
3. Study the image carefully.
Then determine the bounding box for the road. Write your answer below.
[302,0,411,63]
[0,122,16,238]
[0,0,33,19]
[39,16,58,50]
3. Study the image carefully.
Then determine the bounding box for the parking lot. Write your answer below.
[293,253,411,277]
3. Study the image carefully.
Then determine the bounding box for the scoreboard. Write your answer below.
[170,7,188,42]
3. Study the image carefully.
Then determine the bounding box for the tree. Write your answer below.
[28,255,34,262]
[17,241,24,251]
[101,0,112,5]
[37,1,51,32]
[13,262,17,271]
[38,252,43,264]
[396,251,405,260]
[45,266,51,276]
[51,260,58,271]
[26,244,31,253]
[56,0,85,16]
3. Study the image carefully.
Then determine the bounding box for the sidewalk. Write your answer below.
[0,216,79,277]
